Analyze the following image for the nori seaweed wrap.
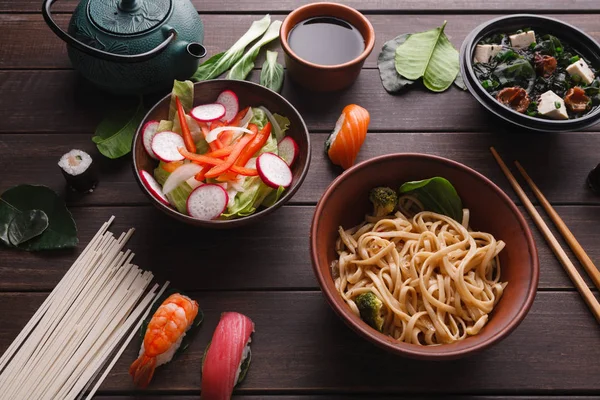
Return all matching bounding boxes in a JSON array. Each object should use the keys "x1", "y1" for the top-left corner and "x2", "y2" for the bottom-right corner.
[{"x1": 58, "y1": 149, "x2": 98, "y2": 192}]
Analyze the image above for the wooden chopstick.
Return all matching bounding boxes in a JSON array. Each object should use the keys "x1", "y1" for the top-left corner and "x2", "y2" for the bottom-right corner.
[
  {"x1": 490, "y1": 147, "x2": 600, "y2": 323},
  {"x1": 515, "y1": 161, "x2": 600, "y2": 290}
]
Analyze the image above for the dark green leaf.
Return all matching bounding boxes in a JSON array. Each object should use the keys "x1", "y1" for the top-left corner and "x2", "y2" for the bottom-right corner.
[
  {"x1": 494, "y1": 59, "x2": 536, "y2": 93},
  {"x1": 398, "y1": 177, "x2": 463, "y2": 222},
  {"x1": 0, "y1": 185, "x2": 77, "y2": 251},
  {"x1": 139, "y1": 289, "x2": 203, "y2": 360},
  {"x1": 377, "y1": 34, "x2": 415, "y2": 93},
  {"x1": 236, "y1": 348, "x2": 252, "y2": 385},
  {"x1": 259, "y1": 50, "x2": 284, "y2": 93},
  {"x1": 8, "y1": 210, "x2": 48, "y2": 246},
  {"x1": 92, "y1": 98, "x2": 145, "y2": 159}
]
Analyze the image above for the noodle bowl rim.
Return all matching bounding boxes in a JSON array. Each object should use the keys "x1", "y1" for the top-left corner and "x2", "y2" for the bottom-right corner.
[{"x1": 310, "y1": 153, "x2": 539, "y2": 360}]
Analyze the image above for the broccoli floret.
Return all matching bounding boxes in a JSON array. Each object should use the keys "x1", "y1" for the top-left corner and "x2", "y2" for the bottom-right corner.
[
  {"x1": 355, "y1": 292, "x2": 384, "y2": 332},
  {"x1": 369, "y1": 187, "x2": 398, "y2": 217}
]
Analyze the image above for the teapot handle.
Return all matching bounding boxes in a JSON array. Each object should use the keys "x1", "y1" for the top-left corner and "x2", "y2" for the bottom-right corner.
[{"x1": 42, "y1": 0, "x2": 177, "y2": 63}]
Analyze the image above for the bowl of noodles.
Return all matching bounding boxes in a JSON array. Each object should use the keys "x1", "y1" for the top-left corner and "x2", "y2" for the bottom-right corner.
[{"x1": 310, "y1": 153, "x2": 539, "y2": 359}]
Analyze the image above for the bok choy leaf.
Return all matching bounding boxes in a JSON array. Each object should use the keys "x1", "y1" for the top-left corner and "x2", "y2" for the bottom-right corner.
[
  {"x1": 227, "y1": 20, "x2": 283, "y2": 81},
  {"x1": 260, "y1": 50, "x2": 284, "y2": 92},
  {"x1": 193, "y1": 15, "x2": 272, "y2": 81}
]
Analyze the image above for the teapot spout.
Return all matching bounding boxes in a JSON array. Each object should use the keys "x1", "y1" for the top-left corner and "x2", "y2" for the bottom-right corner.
[{"x1": 186, "y1": 42, "x2": 207, "y2": 59}]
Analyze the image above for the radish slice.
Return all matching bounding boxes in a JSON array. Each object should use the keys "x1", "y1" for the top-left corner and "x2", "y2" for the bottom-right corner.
[
  {"x1": 139, "y1": 169, "x2": 170, "y2": 207},
  {"x1": 151, "y1": 131, "x2": 186, "y2": 162},
  {"x1": 187, "y1": 184, "x2": 228, "y2": 220},
  {"x1": 205, "y1": 126, "x2": 253, "y2": 143},
  {"x1": 217, "y1": 90, "x2": 239, "y2": 123},
  {"x1": 190, "y1": 103, "x2": 226, "y2": 122},
  {"x1": 257, "y1": 152, "x2": 293, "y2": 189},
  {"x1": 163, "y1": 163, "x2": 202, "y2": 194},
  {"x1": 277, "y1": 137, "x2": 299, "y2": 166},
  {"x1": 142, "y1": 120, "x2": 160, "y2": 159}
]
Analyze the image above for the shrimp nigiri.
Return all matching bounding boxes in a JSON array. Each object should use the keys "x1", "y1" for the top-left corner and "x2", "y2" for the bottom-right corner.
[
  {"x1": 129, "y1": 293, "x2": 199, "y2": 388},
  {"x1": 325, "y1": 104, "x2": 370, "y2": 170}
]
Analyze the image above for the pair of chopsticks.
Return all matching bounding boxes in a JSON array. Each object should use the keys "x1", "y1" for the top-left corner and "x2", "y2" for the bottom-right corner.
[{"x1": 490, "y1": 147, "x2": 600, "y2": 323}]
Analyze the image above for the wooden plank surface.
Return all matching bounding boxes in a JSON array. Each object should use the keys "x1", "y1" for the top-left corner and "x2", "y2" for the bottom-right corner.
[
  {"x1": 1, "y1": 132, "x2": 599, "y2": 207},
  {"x1": 3, "y1": 14, "x2": 600, "y2": 70},
  {"x1": 0, "y1": 204, "x2": 597, "y2": 291},
  {"x1": 4, "y1": 70, "x2": 600, "y2": 136},
  {"x1": 1, "y1": 291, "x2": 599, "y2": 394},
  {"x1": 2, "y1": 0, "x2": 599, "y2": 13}
]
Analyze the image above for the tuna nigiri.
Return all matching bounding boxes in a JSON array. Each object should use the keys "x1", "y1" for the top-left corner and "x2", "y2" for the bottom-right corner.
[
  {"x1": 201, "y1": 312, "x2": 255, "y2": 400},
  {"x1": 129, "y1": 293, "x2": 200, "y2": 388},
  {"x1": 325, "y1": 104, "x2": 370, "y2": 170}
]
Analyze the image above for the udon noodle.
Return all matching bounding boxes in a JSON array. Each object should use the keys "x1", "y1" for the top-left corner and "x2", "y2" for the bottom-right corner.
[{"x1": 332, "y1": 196, "x2": 507, "y2": 345}]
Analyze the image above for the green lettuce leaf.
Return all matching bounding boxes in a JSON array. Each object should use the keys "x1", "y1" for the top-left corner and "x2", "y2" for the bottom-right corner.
[
  {"x1": 154, "y1": 164, "x2": 171, "y2": 186},
  {"x1": 258, "y1": 133, "x2": 278, "y2": 156},
  {"x1": 157, "y1": 120, "x2": 173, "y2": 133},
  {"x1": 169, "y1": 80, "x2": 194, "y2": 121},
  {"x1": 193, "y1": 15, "x2": 271, "y2": 81},
  {"x1": 92, "y1": 97, "x2": 145, "y2": 159},
  {"x1": 262, "y1": 185, "x2": 285, "y2": 207},
  {"x1": 249, "y1": 107, "x2": 268, "y2": 129},
  {"x1": 166, "y1": 182, "x2": 193, "y2": 214},
  {"x1": 273, "y1": 114, "x2": 290, "y2": 135},
  {"x1": 223, "y1": 177, "x2": 272, "y2": 217},
  {"x1": 394, "y1": 21, "x2": 460, "y2": 92},
  {"x1": 398, "y1": 177, "x2": 463, "y2": 222},
  {"x1": 260, "y1": 50, "x2": 284, "y2": 92},
  {"x1": 0, "y1": 185, "x2": 77, "y2": 251},
  {"x1": 227, "y1": 20, "x2": 283, "y2": 81}
]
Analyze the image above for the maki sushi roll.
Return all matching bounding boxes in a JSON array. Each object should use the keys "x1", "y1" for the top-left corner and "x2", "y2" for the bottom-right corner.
[{"x1": 58, "y1": 149, "x2": 98, "y2": 193}]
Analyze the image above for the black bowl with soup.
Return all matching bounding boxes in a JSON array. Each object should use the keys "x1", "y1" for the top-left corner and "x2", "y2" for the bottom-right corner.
[{"x1": 460, "y1": 14, "x2": 600, "y2": 132}]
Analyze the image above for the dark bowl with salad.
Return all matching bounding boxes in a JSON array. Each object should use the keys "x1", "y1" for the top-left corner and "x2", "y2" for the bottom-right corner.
[
  {"x1": 133, "y1": 79, "x2": 310, "y2": 228},
  {"x1": 460, "y1": 14, "x2": 600, "y2": 132}
]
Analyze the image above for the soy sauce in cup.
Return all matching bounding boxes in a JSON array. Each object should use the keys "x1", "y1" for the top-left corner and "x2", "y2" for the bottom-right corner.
[{"x1": 287, "y1": 16, "x2": 365, "y2": 66}]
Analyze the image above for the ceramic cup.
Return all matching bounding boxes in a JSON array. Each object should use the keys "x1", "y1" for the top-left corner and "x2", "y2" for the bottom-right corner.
[{"x1": 280, "y1": 2, "x2": 375, "y2": 92}]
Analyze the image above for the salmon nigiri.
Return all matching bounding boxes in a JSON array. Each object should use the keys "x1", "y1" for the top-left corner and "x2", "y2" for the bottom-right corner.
[
  {"x1": 201, "y1": 312, "x2": 254, "y2": 400},
  {"x1": 129, "y1": 293, "x2": 200, "y2": 388},
  {"x1": 325, "y1": 104, "x2": 370, "y2": 170}
]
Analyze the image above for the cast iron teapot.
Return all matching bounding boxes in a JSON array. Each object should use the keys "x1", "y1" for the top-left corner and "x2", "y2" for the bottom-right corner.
[{"x1": 43, "y1": 0, "x2": 207, "y2": 94}]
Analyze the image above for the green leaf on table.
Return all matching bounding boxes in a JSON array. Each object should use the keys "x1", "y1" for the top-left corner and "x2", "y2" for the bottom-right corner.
[
  {"x1": 8, "y1": 210, "x2": 49, "y2": 246},
  {"x1": 377, "y1": 33, "x2": 415, "y2": 93},
  {"x1": 0, "y1": 185, "x2": 77, "y2": 251},
  {"x1": 394, "y1": 21, "x2": 460, "y2": 92},
  {"x1": 454, "y1": 72, "x2": 467, "y2": 90},
  {"x1": 92, "y1": 98, "x2": 145, "y2": 159},
  {"x1": 168, "y1": 80, "x2": 195, "y2": 121},
  {"x1": 398, "y1": 177, "x2": 463, "y2": 222},
  {"x1": 227, "y1": 20, "x2": 283, "y2": 81},
  {"x1": 260, "y1": 50, "x2": 284, "y2": 93},
  {"x1": 192, "y1": 15, "x2": 272, "y2": 81}
]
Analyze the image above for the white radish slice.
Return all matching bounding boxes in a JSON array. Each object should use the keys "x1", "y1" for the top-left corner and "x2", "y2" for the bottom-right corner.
[
  {"x1": 187, "y1": 184, "x2": 229, "y2": 220},
  {"x1": 139, "y1": 169, "x2": 170, "y2": 206},
  {"x1": 205, "y1": 126, "x2": 253, "y2": 143},
  {"x1": 257, "y1": 152, "x2": 293, "y2": 189},
  {"x1": 151, "y1": 131, "x2": 186, "y2": 162},
  {"x1": 142, "y1": 120, "x2": 160, "y2": 160},
  {"x1": 190, "y1": 103, "x2": 226, "y2": 122},
  {"x1": 216, "y1": 90, "x2": 239, "y2": 123},
  {"x1": 162, "y1": 163, "x2": 202, "y2": 194},
  {"x1": 277, "y1": 136, "x2": 299, "y2": 166}
]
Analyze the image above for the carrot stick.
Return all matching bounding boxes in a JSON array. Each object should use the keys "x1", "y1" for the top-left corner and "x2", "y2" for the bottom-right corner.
[
  {"x1": 178, "y1": 147, "x2": 226, "y2": 165},
  {"x1": 175, "y1": 97, "x2": 196, "y2": 153},
  {"x1": 203, "y1": 145, "x2": 235, "y2": 158},
  {"x1": 222, "y1": 122, "x2": 270, "y2": 180},
  {"x1": 204, "y1": 134, "x2": 255, "y2": 179},
  {"x1": 161, "y1": 161, "x2": 184, "y2": 173},
  {"x1": 194, "y1": 164, "x2": 212, "y2": 181}
]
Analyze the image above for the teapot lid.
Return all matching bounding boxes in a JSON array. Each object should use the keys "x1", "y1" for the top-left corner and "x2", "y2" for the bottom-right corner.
[{"x1": 88, "y1": 0, "x2": 172, "y2": 35}]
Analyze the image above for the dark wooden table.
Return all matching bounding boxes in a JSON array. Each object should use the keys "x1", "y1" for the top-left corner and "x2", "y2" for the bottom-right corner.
[{"x1": 2, "y1": 1, "x2": 600, "y2": 399}]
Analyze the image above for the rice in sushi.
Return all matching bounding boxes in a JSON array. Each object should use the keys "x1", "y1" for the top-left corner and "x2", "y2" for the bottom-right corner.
[{"x1": 58, "y1": 149, "x2": 98, "y2": 192}]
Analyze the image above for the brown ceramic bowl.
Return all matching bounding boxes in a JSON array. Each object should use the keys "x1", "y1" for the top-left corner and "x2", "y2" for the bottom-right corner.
[
  {"x1": 280, "y1": 2, "x2": 375, "y2": 92},
  {"x1": 310, "y1": 153, "x2": 539, "y2": 359},
  {"x1": 133, "y1": 80, "x2": 310, "y2": 228}
]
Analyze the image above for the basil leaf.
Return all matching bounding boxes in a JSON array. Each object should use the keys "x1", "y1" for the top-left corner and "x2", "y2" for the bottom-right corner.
[
  {"x1": 260, "y1": 50, "x2": 284, "y2": 93},
  {"x1": 193, "y1": 15, "x2": 272, "y2": 81},
  {"x1": 8, "y1": 210, "x2": 49, "y2": 246},
  {"x1": 398, "y1": 177, "x2": 463, "y2": 222},
  {"x1": 227, "y1": 20, "x2": 282, "y2": 81},
  {"x1": 395, "y1": 21, "x2": 460, "y2": 92},
  {"x1": 0, "y1": 185, "x2": 77, "y2": 251},
  {"x1": 377, "y1": 33, "x2": 415, "y2": 93},
  {"x1": 92, "y1": 98, "x2": 145, "y2": 159}
]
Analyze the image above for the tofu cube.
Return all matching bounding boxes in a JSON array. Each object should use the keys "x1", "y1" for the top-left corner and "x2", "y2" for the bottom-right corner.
[
  {"x1": 566, "y1": 58, "x2": 595, "y2": 85},
  {"x1": 509, "y1": 31, "x2": 536, "y2": 49},
  {"x1": 473, "y1": 44, "x2": 503, "y2": 63},
  {"x1": 537, "y1": 90, "x2": 569, "y2": 120}
]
